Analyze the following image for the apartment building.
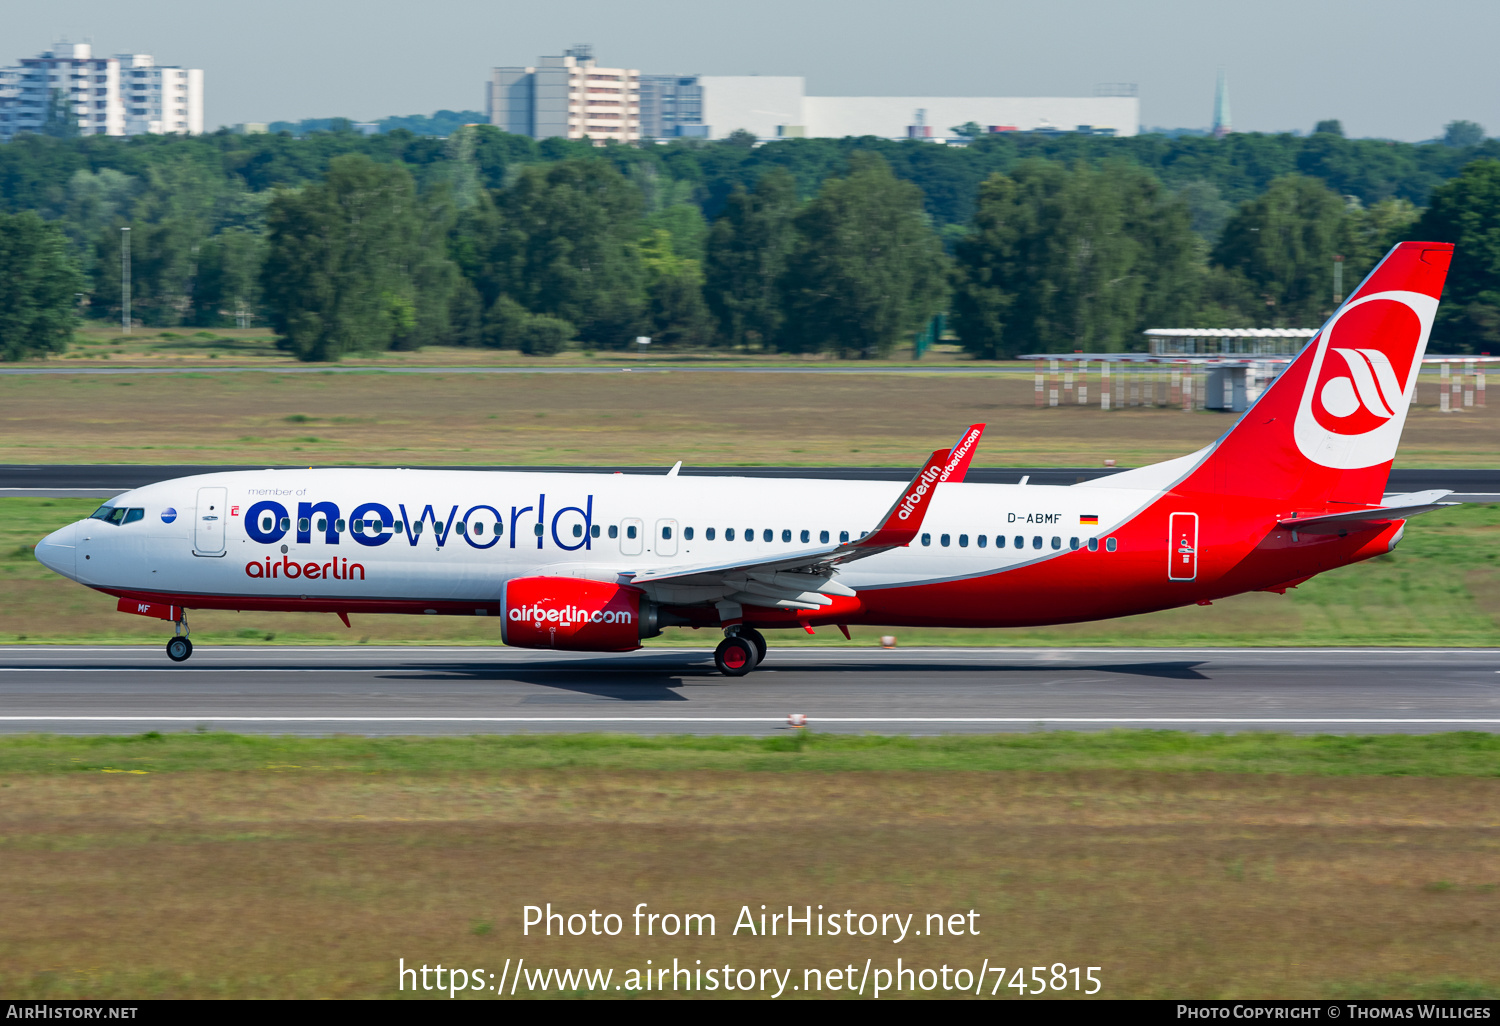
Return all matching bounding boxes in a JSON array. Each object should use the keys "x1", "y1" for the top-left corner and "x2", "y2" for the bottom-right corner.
[
  {"x1": 487, "y1": 45, "x2": 640, "y2": 143},
  {"x1": 638, "y1": 75, "x2": 706, "y2": 139},
  {"x1": 0, "y1": 40, "x2": 201, "y2": 142}
]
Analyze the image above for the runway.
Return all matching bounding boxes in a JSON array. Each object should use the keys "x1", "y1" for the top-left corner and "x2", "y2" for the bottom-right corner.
[{"x1": 1, "y1": 646, "x2": 1496, "y2": 735}]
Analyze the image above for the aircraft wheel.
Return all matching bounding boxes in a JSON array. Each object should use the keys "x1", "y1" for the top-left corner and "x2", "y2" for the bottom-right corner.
[
  {"x1": 166, "y1": 637, "x2": 193, "y2": 663},
  {"x1": 738, "y1": 627, "x2": 768, "y2": 665},
  {"x1": 714, "y1": 636, "x2": 758, "y2": 677}
]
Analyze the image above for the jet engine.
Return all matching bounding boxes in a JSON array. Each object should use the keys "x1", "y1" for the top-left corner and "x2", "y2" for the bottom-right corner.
[{"x1": 501, "y1": 576, "x2": 661, "y2": 651}]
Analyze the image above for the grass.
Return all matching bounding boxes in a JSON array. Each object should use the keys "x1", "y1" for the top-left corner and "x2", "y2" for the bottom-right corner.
[
  {"x1": 1, "y1": 364, "x2": 1496, "y2": 467},
  {"x1": 0, "y1": 731, "x2": 1496, "y2": 999},
  {"x1": 5, "y1": 497, "x2": 1500, "y2": 646},
  {"x1": 3, "y1": 728, "x2": 1500, "y2": 776}
]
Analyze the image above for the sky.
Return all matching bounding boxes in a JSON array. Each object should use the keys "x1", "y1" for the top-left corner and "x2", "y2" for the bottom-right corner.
[{"x1": 13, "y1": 0, "x2": 1500, "y2": 141}]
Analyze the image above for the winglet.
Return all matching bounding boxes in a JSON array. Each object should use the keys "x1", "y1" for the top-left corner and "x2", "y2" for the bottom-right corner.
[
  {"x1": 858, "y1": 448, "x2": 951, "y2": 548},
  {"x1": 941, "y1": 423, "x2": 985, "y2": 483}
]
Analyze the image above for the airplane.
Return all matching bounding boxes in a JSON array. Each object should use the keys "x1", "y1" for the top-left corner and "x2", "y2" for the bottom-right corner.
[{"x1": 34, "y1": 241, "x2": 1458, "y2": 676}]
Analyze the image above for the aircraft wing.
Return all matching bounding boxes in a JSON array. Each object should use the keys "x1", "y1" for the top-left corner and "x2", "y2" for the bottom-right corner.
[
  {"x1": 1277, "y1": 490, "x2": 1458, "y2": 534},
  {"x1": 623, "y1": 437, "x2": 977, "y2": 612}
]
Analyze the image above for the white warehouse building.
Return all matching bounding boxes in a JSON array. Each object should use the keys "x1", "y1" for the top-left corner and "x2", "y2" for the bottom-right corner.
[
  {"x1": 698, "y1": 77, "x2": 1139, "y2": 141},
  {"x1": 0, "y1": 40, "x2": 202, "y2": 142}
]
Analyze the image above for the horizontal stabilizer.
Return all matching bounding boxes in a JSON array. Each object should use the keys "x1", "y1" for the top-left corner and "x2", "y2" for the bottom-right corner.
[{"x1": 1278, "y1": 491, "x2": 1457, "y2": 534}]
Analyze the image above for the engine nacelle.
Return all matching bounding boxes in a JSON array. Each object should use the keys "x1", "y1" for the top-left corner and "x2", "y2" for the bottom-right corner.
[{"x1": 501, "y1": 576, "x2": 658, "y2": 651}]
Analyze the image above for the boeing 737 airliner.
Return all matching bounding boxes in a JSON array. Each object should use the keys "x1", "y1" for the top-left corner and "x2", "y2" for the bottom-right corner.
[{"x1": 35, "y1": 242, "x2": 1458, "y2": 675}]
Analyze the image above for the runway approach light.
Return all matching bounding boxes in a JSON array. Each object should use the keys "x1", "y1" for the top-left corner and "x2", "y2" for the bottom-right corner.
[
  {"x1": 880, "y1": 635, "x2": 897, "y2": 648},
  {"x1": 788, "y1": 713, "x2": 807, "y2": 728}
]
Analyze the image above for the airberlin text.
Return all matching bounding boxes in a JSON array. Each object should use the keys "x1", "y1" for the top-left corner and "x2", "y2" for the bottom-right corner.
[{"x1": 896, "y1": 466, "x2": 943, "y2": 521}]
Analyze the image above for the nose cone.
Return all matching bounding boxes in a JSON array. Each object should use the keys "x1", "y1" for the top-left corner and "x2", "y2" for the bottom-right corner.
[{"x1": 34, "y1": 522, "x2": 77, "y2": 580}]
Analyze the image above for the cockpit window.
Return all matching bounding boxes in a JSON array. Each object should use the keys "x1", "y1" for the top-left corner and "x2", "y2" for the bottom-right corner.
[{"x1": 88, "y1": 505, "x2": 143, "y2": 525}]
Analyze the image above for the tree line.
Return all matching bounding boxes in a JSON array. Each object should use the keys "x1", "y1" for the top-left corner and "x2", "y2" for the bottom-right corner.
[{"x1": 4, "y1": 124, "x2": 1500, "y2": 360}]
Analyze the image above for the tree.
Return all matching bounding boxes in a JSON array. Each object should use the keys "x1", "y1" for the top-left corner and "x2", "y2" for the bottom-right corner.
[
  {"x1": 703, "y1": 168, "x2": 799, "y2": 348},
  {"x1": 1443, "y1": 121, "x2": 1486, "y2": 148},
  {"x1": 484, "y1": 160, "x2": 648, "y2": 347},
  {"x1": 1414, "y1": 159, "x2": 1500, "y2": 352},
  {"x1": 779, "y1": 153, "x2": 949, "y2": 358},
  {"x1": 0, "y1": 212, "x2": 84, "y2": 360},
  {"x1": 1313, "y1": 120, "x2": 1344, "y2": 137},
  {"x1": 41, "y1": 89, "x2": 80, "y2": 139},
  {"x1": 950, "y1": 161, "x2": 1203, "y2": 357},
  {"x1": 640, "y1": 228, "x2": 711, "y2": 346},
  {"x1": 192, "y1": 227, "x2": 265, "y2": 327},
  {"x1": 261, "y1": 154, "x2": 455, "y2": 360},
  {"x1": 1212, "y1": 175, "x2": 1347, "y2": 327}
]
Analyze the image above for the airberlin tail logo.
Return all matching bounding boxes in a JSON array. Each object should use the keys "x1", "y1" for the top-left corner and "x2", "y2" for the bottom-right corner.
[{"x1": 1294, "y1": 290, "x2": 1438, "y2": 469}]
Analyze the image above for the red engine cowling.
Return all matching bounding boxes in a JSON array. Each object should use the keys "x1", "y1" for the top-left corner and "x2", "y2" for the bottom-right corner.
[{"x1": 501, "y1": 576, "x2": 655, "y2": 651}]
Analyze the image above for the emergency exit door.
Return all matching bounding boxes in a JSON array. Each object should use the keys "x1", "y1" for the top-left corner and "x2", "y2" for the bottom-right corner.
[
  {"x1": 1168, "y1": 512, "x2": 1198, "y2": 581},
  {"x1": 194, "y1": 486, "x2": 227, "y2": 556}
]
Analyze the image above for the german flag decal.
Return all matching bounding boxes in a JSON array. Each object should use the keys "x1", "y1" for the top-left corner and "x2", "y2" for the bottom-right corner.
[{"x1": 1079, "y1": 514, "x2": 1099, "y2": 525}]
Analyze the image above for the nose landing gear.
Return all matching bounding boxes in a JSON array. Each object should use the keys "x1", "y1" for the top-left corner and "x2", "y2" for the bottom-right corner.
[
  {"x1": 165, "y1": 617, "x2": 193, "y2": 662},
  {"x1": 713, "y1": 626, "x2": 767, "y2": 677}
]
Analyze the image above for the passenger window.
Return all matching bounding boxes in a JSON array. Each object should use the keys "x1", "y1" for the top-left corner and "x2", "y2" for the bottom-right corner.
[
  {"x1": 279, "y1": 517, "x2": 291, "y2": 531},
  {"x1": 781, "y1": 529, "x2": 791, "y2": 543},
  {"x1": 820, "y1": 530, "x2": 829, "y2": 543},
  {"x1": 1088, "y1": 537, "x2": 1099, "y2": 552},
  {"x1": 763, "y1": 529, "x2": 773, "y2": 543},
  {"x1": 1069, "y1": 537, "x2": 1079, "y2": 550},
  {"x1": 1014, "y1": 536, "x2": 1024, "y2": 549},
  {"x1": 685, "y1": 527, "x2": 694, "y2": 541},
  {"x1": 532, "y1": 523, "x2": 542, "y2": 537},
  {"x1": 413, "y1": 521, "x2": 423, "y2": 535},
  {"x1": 996, "y1": 535, "x2": 1005, "y2": 548},
  {"x1": 800, "y1": 529, "x2": 810, "y2": 543},
  {"x1": 725, "y1": 528, "x2": 735, "y2": 541},
  {"x1": 662, "y1": 525, "x2": 672, "y2": 540},
  {"x1": 1106, "y1": 537, "x2": 1118, "y2": 552},
  {"x1": 746, "y1": 529, "x2": 755, "y2": 543},
  {"x1": 352, "y1": 519, "x2": 364, "y2": 532},
  {"x1": 496, "y1": 522, "x2": 504, "y2": 536},
  {"x1": 958, "y1": 534, "x2": 968, "y2": 547},
  {"x1": 316, "y1": 518, "x2": 328, "y2": 532},
  {"x1": 456, "y1": 521, "x2": 467, "y2": 535},
  {"x1": 591, "y1": 525, "x2": 600, "y2": 538},
  {"x1": 336, "y1": 519, "x2": 346, "y2": 533},
  {"x1": 472, "y1": 522, "x2": 484, "y2": 535},
  {"x1": 1032, "y1": 536, "x2": 1042, "y2": 550},
  {"x1": 940, "y1": 534, "x2": 950, "y2": 547},
  {"x1": 298, "y1": 517, "x2": 310, "y2": 533},
  {"x1": 706, "y1": 527, "x2": 716, "y2": 541},
  {"x1": 977, "y1": 535, "x2": 987, "y2": 548},
  {"x1": 573, "y1": 524, "x2": 583, "y2": 537},
  {"x1": 123, "y1": 508, "x2": 144, "y2": 524},
  {"x1": 921, "y1": 533, "x2": 931, "y2": 546},
  {"x1": 626, "y1": 525, "x2": 637, "y2": 540},
  {"x1": 839, "y1": 531, "x2": 850, "y2": 543},
  {"x1": 394, "y1": 521, "x2": 404, "y2": 532},
  {"x1": 1051, "y1": 536, "x2": 1061, "y2": 550},
  {"x1": 609, "y1": 525, "x2": 619, "y2": 539},
  {"x1": 433, "y1": 522, "x2": 444, "y2": 533}
]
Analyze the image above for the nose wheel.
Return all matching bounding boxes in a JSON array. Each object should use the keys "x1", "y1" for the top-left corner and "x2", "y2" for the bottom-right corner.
[{"x1": 166, "y1": 616, "x2": 193, "y2": 662}]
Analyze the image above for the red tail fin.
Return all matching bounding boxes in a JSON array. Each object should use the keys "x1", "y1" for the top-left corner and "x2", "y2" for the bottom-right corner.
[{"x1": 1205, "y1": 242, "x2": 1451, "y2": 506}]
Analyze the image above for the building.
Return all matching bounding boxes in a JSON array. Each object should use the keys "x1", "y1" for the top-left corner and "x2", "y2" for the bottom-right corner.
[
  {"x1": 691, "y1": 76, "x2": 1138, "y2": 141},
  {"x1": 118, "y1": 53, "x2": 203, "y2": 136},
  {"x1": 1211, "y1": 69, "x2": 1231, "y2": 139},
  {"x1": 638, "y1": 75, "x2": 706, "y2": 139},
  {"x1": 487, "y1": 45, "x2": 640, "y2": 143},
  {"x1": 0, "y1": 40, "x2": 201, "y2": 142}
]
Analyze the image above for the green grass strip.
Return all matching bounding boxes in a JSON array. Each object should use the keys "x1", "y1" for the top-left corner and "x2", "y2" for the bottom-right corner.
[{"x1": 2, "y1": 729, "x2": 1497, "y2": 777}]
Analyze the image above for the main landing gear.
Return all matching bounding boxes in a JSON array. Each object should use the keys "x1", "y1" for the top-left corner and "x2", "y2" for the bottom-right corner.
[
  {"x1": 714, "y1": 626, "x2": 767, "y2": 677},
  {"x1": 165, "y1": 617, "x2": 193, "y2": 663}
]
